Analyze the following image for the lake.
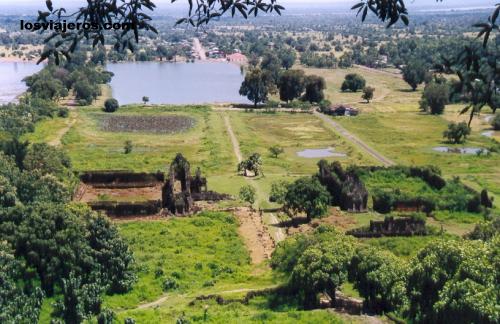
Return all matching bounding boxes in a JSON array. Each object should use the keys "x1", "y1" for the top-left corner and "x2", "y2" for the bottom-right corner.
[
  {"x1": 107, "y1": 61, "x2": 249, "y2": 105},
  {"x1": 0, "y1": 62, "x2": 43, "y2": 104}
]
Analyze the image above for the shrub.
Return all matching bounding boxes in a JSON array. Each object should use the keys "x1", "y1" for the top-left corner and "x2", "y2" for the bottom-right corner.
[
  {"x1": 372, "y1": 190, "x2": 393, "y2": 214},
  {"x1": 319, "y1": 99, "x2": 331, "y2": 112},
  {"x1": 420, "y1": 81, "x2": 449, "y2": 114},
  {"x1": 58, "y1": 107, "x2": 69, "y2": 118},
  {"x1": 239, "y1": 185, "x2": 256, "y2": 205},
  {"x1": 162, "y1": 277, "x2": 179, "y2": 291},
  {"x1": 104, "y1": 98, "x2": 119, "y2": 113},
  {"x1": 269, "y1": 145, "x2": 284, "y2": 158},
  {"x1": 443, "y1": 122, "x2": 470, "y2": 144},
  {"x1": 492, "y1": 113, "x2": 500, "y2": 130},
  {"x1": 124, "y1": 140, "x2": 133, "y2": 154}
]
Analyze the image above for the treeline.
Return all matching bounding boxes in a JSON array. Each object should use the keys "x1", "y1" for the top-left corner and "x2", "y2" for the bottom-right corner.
[
  {"x1": 0, "y1": 142, "x2": 136, "y2": 322},
  {"x1": 0, "y1": 46, "x2": 136, "y2": 323},
  {"x1": 23, "y1": 50, "x2": 113, "y2": 105},
  {"x1": 239, "y1": 49, "x2": 328, "y2": 108},
  {"x1": 271, "y1": 225, "x2": 499, "y2": 323}
]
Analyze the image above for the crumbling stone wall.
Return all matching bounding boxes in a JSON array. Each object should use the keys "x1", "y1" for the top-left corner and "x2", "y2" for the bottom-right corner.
[{"x1": 347, "y1": 216, "x2": 427, "y2": 238}]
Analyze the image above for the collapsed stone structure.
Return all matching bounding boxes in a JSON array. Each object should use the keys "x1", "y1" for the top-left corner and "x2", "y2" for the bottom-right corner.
[
  {"x1": 79, "y1": 153, "x2": 230, "y2": 217},
  {"x1": 347, "y1": 216, "x2": 427, "y2": 238},
  {"x1": 162, "y1": 153, "x2": 230, "y2": 215},
  {"x1": 317, "y1": 160, "x2": 368, "y2": 212}
]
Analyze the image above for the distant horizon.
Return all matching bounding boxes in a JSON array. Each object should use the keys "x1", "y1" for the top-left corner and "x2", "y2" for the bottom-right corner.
[{"x1": 0, "y1": 0, "x2": 496, "y2": 16}]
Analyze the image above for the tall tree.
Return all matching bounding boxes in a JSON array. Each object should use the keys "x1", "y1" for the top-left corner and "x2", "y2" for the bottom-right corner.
[
  {"x1": 284, "y1": 177, "x2": 331, "y2": 222},
  {"x1": 279, "y1": 48, "x2": 297, "y2": 70},
  {"x1": 303, "y1": 75, "x2": 326, "y2": 103},
  {"x1": 402, "y1": 59, "x2": 428, "y2": 91},
  {"x1": 278, "y1": 69, "x2": 305, "y2": 103},
  {"x1": 239, "y1": 68, "x2": 275, "y2": 108}
]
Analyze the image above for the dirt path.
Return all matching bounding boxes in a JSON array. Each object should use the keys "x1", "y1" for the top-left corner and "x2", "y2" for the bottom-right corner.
[
  {"x1": 223, "y1": 113, "x2": 286, "y2": 243},
  {"x1": 223, "y1": 115, "x2": 243, "y2": 162},
  {"x1": 137, "y1": 295, "x2": 169, "y2": 309},
  {"x1": 268, "y1": 213, "x2": 286, "y2": 242},
  {"x1": 234, "y1": 207, "x2": 275, "y2": 264},
  {"x1": 193, "y1": 37, "x2": 206, "y2": 61},
  {"x1": 48, "y1": 115, "x2": 76, "y2": 146},
  {"x1": 314, "y1": 111, "x2": 395, "y2": 167}
]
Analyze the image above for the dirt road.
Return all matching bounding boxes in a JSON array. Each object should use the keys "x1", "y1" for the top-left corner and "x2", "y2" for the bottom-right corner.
[
  {"x1": 193, "y1": 37, "x2": 206, "y2": 60},
  {"x1": 223, "y1": 113, "x2": 287, "y2": 243},
  {"x1": 314, "y1": 111, "x2": 395, "y2": 167}
]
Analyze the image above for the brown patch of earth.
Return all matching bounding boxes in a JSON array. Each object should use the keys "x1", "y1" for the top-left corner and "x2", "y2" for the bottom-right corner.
[
  {"x1": 232, "y1": 207, "x2": 275, "y2": 264},
  {"x1": 77, "y1": 184, "x2": 162, "y2": 203}
]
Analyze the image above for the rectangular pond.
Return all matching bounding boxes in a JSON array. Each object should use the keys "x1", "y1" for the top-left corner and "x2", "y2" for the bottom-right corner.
[{"x1": 107, "y1": 61, "x2": 249, "y2": 105}]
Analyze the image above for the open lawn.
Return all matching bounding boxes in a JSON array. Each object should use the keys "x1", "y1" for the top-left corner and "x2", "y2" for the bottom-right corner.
[
  {"x1": 60, "y1": 106, "x2": 237, "y2": 176},
  {"x1": 104, "y1": 212, "x2": 348, "y2": 324}
]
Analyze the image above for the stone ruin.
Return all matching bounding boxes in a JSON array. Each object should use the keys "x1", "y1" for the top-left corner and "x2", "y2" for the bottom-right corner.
[
  {"x1": 79, "y1": 154, "x2": 230, "y2": 217},
  {"x1": 162, "y1": 153, "x2": 230, "y2": 215},
  {"x1": 347, "y1": 216, "x2": 428, "y2": 238},
  {"x1": 317, "y1": 160, "x2": 368, "y2": 212}
]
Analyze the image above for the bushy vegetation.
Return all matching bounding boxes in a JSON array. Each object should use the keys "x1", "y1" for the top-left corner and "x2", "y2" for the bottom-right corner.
[
  {"x1": 0, "y1": 145, "x2": 135, "y2": 322},
  {"x1": 23, "y1": 50, "x2": 113, "y2": 105},
  {"x1": 360, "y1": 167, "x2": 483, "y2": 215},
  {"x1": 272, "y1": 226, "x2": 499, "y2": 323}
]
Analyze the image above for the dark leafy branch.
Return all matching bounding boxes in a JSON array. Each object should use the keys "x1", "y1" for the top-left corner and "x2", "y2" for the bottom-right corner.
[{"x1": 37, "y1": 0, "x2": 158, "y2": 64}]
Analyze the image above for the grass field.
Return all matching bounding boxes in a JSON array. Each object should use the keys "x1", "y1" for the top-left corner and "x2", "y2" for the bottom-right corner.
[{"x1": 104, "y1": 211, "x2": 347, "y2": 323}]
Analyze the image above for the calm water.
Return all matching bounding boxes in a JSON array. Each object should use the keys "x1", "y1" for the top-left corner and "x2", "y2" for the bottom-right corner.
[
  {"x1": 433, "y1": 146, "x2": 489, "y2": 155},
  {"x1": 297, "y1": 148, "x2": 346, "y2": 158},
  {"x1": 0, "y1": 62, "x2": 43, "y2": 104},
  {"x1": 107, "y1": 62, "x2": 249, "y2": 105}
]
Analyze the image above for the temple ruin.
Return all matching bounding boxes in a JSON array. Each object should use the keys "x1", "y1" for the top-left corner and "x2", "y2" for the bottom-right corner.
[
  {"x1": 317, "y1": 160, "x2": 368, "y2": 212},
  {"x1": 77, "y1": 153, "x2": 230, "y2": 217}
]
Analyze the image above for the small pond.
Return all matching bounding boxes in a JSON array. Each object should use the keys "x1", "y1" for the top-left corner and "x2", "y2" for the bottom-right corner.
[
  {"x1": 296, "y1": 148, "x2": 346, "y2": 158},
  {"x1": 433, "y1": 146, "x2": 489, "y2": 155}
]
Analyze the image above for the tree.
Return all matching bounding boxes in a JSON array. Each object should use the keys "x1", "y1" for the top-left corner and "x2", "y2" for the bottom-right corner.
[
  {"x1": 238, "y1": 153, "x2": 263, "y2": 177},
  {"x1": 402, "y1": 60, "x2": 428, "y2": 91},
  {"x1": 268, "y1": 145, "x2": 284, "y2": 158},
  {"x1": 443, "y1": 122, "x2": 471, "y2": 144},
  {"x1": 303, "y1": 75, "x2": 326, "y2": 103},
  {"x1": 362, "y1": 86, "x2": 375, "y2": 103},
  {"x1": 239, "y1": 185, "x2": 256, "y2": 205},
  {"x1": 269, "y1": 180, "x2": 288, "y2": 204},
  {"x1": 284, "y1": 177, "x2": 331, "y2": 222},
  {"x1": 341, "y1": 73, "x2": 366, "y2": 92},
  {"x1": 260, "y1": 52, "x2": 282, "y2": 83},
  {"x1": 104, "y1": 98, "x2": 119, "y2": 113},
  {"x1": 142, "y1": 96, "x2": 149, "y2": 105},
  {"x1": 278, "y1": 69, "x2": 305, "y2": 103},
  {"x1": 73, "y1": 79, "x2": 95, "y2": 105},
  {"x1": 420, "y1": 82, "x2": 449, "y2": 114},
  {"x1": 239, "y1": 68, "x2": 275, "y2": 108},
  {"x1": 349, "y1": 247, "x2": 407, "y2": 313},
  {"x1": 279, "y1": 48, "x2": 297, "y2": 70},
  {"x1": 0, "y1": 241, "x2": 44, "y2": 324},
  {"x1": 406, "y1": 240, "x2": 475, "y2": 323},
  {"x1": 291, "y1": 235, "x2": 355, "y2": 308}
]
